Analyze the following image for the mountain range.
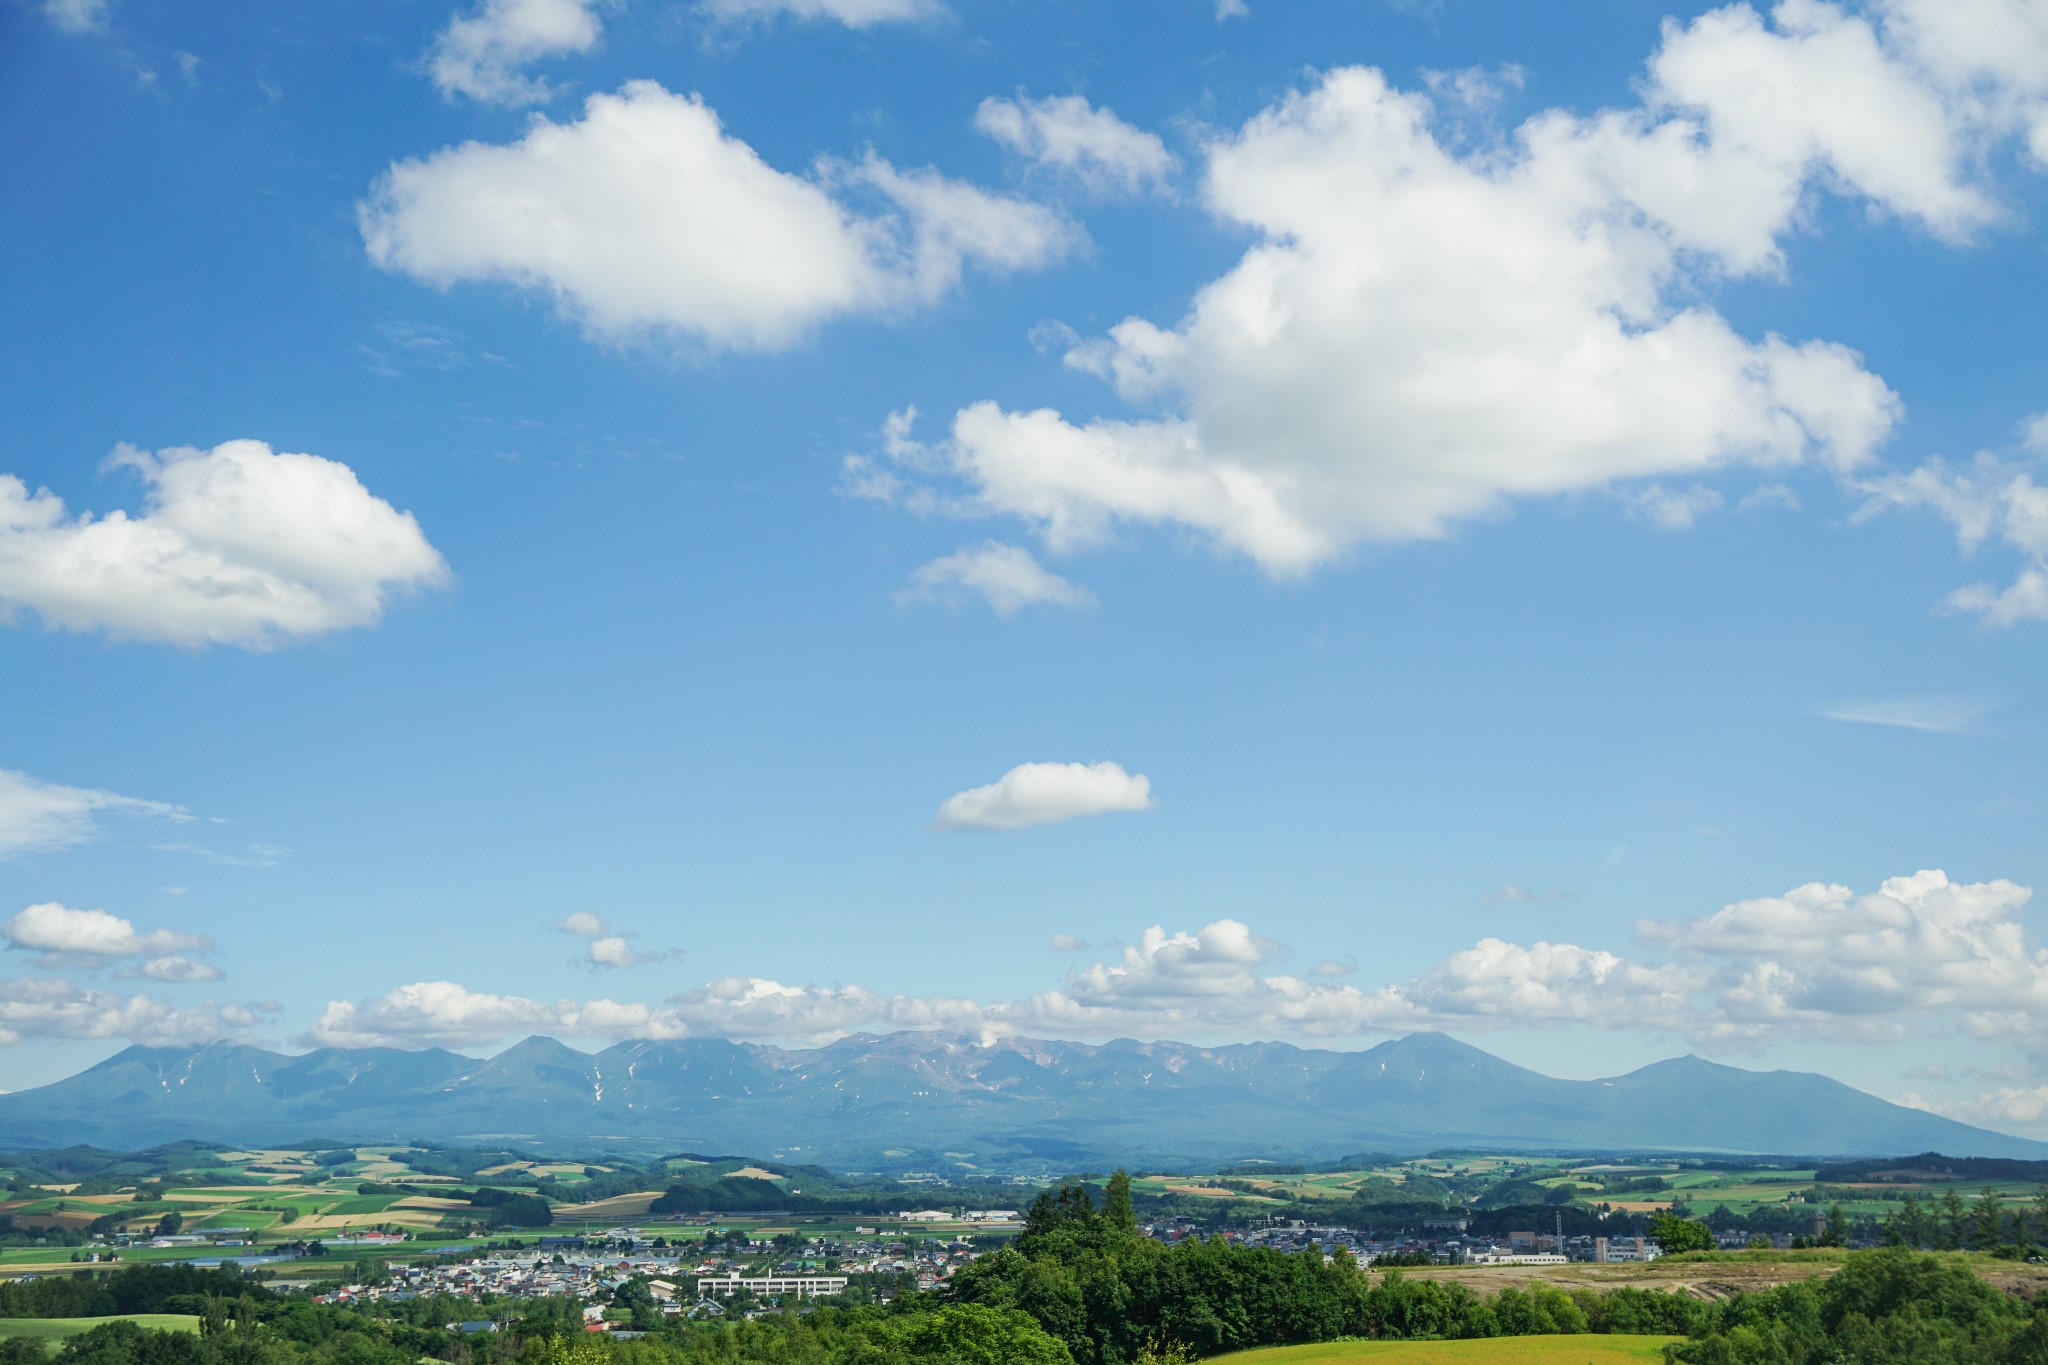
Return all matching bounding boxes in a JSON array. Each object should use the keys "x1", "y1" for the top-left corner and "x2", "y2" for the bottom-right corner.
[{"x1": 1, "y1": 1030, "x2": 2039, "y2": 1165}]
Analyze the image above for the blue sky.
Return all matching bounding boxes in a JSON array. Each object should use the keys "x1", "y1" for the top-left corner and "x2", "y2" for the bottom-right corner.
[{"x1": 5, "y1": 0, "x2": 2048, "y2": 1140}]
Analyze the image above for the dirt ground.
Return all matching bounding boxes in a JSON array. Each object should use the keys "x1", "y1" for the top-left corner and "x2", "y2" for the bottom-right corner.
[{"x1": 1387, "y1": 1257, "x2": 2048, "y2": 1303}]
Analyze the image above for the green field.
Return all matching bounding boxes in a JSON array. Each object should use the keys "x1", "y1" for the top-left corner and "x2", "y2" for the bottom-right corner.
[
  {"x1": 1212, "y1": 1335, "x2": 1679, "y2": 1364},
  {"x1": 0, "y1": 1316, "x2": 201, "y2": 1349}
]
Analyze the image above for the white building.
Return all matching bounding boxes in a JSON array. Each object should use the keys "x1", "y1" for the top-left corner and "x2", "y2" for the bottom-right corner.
[{"x1": 697, "y1": 1272, "x2": 849, "y2": 1299}]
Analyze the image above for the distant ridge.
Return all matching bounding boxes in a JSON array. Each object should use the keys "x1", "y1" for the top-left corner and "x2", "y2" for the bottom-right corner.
[{"x1": 0, "y1": 1030, "x2": 2038, "y2": 1164}]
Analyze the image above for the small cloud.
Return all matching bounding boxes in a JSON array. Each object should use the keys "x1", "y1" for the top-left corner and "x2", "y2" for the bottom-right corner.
[
  {"x1": 1904, "y1": 1062, "x2": 1953, "y2": 1082},
  {"x1": 1816, "y1": 695, "x2": 1996, "y2": 735},
  {"x1": 699, "y1": 0, "x2": 944, "y2": 31},
  {"x1": 161, "y1": 887, "x2": 190, "y2": 896},
  {"x1": 153, "y1": 842, "x2": 289, "y2": 867},
  {"x1": 935, "y1": 760, "x2": 1155, "y2": 831},
  {"x1": 427, "y1": 0, "x2": 603, "y2": 106},
  {"x1": 117, "y1": 955, "x2": 224, "y2": 983},
  {"x1": 175, "y1": 51, "x2": 199, "y2": 82},
  {"x1": 1738, "y1": 482, "x2": 1801, "y2": 512},
  {"x1": 1215, "y1": 0, "x2": 1247, "y2": 17},
  {"x1": 1049, "y1": 933, "x2": 1090, "y2": 951},
  {"x1": 2024, "y1": 411, "x2": 2048, "y2": 455},
  {"x1": 582, "y1": 935, "x2": 680, "y2": 970},
  {"x1": 558, "y1": 914, "x2": 678, "y2": 968},
  {"x1": 0, "y1": 767, "x2": 185, "y2": 861},
  {"x1": 1421, "y1": 64, "x2": 1523, "y2": 112},
  {"x1": 898, "y1": 542, "x2": 1097, "y2": 617},
  {"x1": 362, "y1": 321, "x2": 471, "y2": 379},
  {"x1": 1622, "y1": 483, "x2": 1723, "y2": 530},
  {"x1": 1480, "y1": 883, "x2": 1573, "y2": 906},
  {"x1": 43, "y1": 0, "x2": 107, "y2": 33},
  {"x1": 1308, "y1": 955, "x2": 1356, "y2": 978},
  {"x1": 3, "y1": 902, "x2": 213, "y2": 971},
  {"x1": 1602, "y1": 845, "x2": 1629, "y2": 867},
  {"x1": 975, "y1": 93, "x2": 1177, "y2": 197}
]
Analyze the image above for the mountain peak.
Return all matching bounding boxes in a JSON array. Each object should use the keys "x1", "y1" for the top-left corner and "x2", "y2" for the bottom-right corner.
[{"x1": 4, "y1": 1029, "x2": 2043, "y2": 1160}]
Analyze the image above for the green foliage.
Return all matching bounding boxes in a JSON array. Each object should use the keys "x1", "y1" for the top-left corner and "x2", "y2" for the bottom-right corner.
[
  {"x1": 953, "y1": 1187, "x2": 1705, "y2": 1365},
  {"x1": 465, "y1": 1189, "x2": 552, "y2": 1228},
  {"x1": 1650, "y1": 1213, "x2": 1714, "y2": 1255},
  {"x1": 1669, "y1": 1247, "x2": 2048, "y2": 1364},
  {"x1": 647, "y1": 1179, "x2": 802, "y2": 1216}
]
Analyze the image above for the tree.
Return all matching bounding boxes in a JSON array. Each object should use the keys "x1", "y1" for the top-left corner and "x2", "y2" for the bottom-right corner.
[
  {"x1": 154, "y1": 1212, "x2": 183, "y2": 1237},
  {"x1": 2033, "y1": 1185, "x2": 2048, "y2": 1245},
  {"x1": 1651, "y1": 1212, "x2": 1714, "y2": 1254},
  {"x1": 1937, "y1": 1189, "x2": 1968, "y2": 1250},
  {"x1": 1103, "y1": 1171, "x2": 1136, "y2": 1239},
  {"x1": 1823, "y1": 1204, "x2": 1846, "y2": 1248},
  {"x1": 1898, "y1": 1195, "x2": 1928, "y2": 1250},
  {"x1": 874, "y1": 1303, "x2": 1075, "y2": 1364},
  {"x1": 1971, "y1": 1186, "x2": 2005, "y2": 1251}
]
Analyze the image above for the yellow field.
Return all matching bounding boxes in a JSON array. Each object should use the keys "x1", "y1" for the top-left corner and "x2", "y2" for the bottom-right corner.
[
  {"x1": 554, "y1": 1192, "x2": 662, "y2": 1219},
  {"x1": 725, "y1": 1167, "x2": 781, "y2": 1181},
  {"x1": 295, "y1": 1210, "x2": 446, "y2": 1231},
  {"x1": 1212, "y1": 1334, "x2": 1679, "y2": 1363},
  {"x1": 1161, "y1": 1183, "x2": 1260, "y2": 1200}
]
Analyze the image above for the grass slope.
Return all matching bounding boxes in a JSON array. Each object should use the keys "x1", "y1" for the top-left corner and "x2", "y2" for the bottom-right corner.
[
  {"x1": 1211, "y1": 1336, "x2": 1679, "y2": 1364},
  {"x1": 0, "y1": 1316, "x2": 202, "y2": 1348}
]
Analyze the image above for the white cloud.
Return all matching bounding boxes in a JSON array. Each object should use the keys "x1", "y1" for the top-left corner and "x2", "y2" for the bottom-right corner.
[
  {"x1": 297, "y1": 869, "x2": 2048, "y2": 1055},
  {"x1": 1639, "y1": 869, "x2": 2048, "y2": 1042},
  {"x1": 1858, "y1": 449, "x2": 2048, "y2": 626},
  {"x1": 1738, "y1": 482, "x2": 1802, "y2": 511},
  {"x1": 860, "y1": 2, "x2": 2048, "y2": 576},
  {"x1": 1215, "y1": 0, "x2": 1247, "y2": 19},
  {"x1": 361, "y1": 82, "x2": 1075, "y2": 353},
  {"x1": 2, "y1": 902, "x2": 211, "y2": 970},
  {"x1": 1480, "y1": 883, "x2": 1572, "y2": 906},
  {"x1": 43, "y1": 0, "x2": 106, "y2": 32},
  {"x1": 302, "y1": 981, "x2": 561, "y2": 1049},
  {"x1": 555, "y1": 913, "x2": 675, "y2": 967},
  {"x1": 581, "y1": 934, "x2": 679, "y2": 969},
  {"x1": 898, "y1": 541, "x2": 1096, "y2": 616},
  {"x1": 586, "y1": 936, "x2": 650, "y2": 968},
  {"x1": 429, "y1": 0, "x2": 602, "y2": 105},
  {"x1": 1623, "y1": 484, "x2": 1725, "y2": 531},
  {"x1": 153, "y1": 842, "x2": 289, "y2": 868},
  {"x1": 1816, "y1": 694, "x2": 1997, "y2": 733},
  {"x1": 975, "y1": 93, "x2": 1177, "y2": 195},
  {"x1": 1945, "y1": 1085, "x2": 2048, "y2": 1134},
  {"x1": 0, "y1": 977, "x2": 269, "y2": 1048},
  {"x1": 1049, "y1": 933, "x2": 1089, "y2": 951},
  {"x1": 301, "y1": 976, "x2": 983, "y2": 1048},
  {"x1": 1421, "y1": 64, "x2": 1526, "y2": 113},
  {"x1": 118, "y1": 956, "x2": 224, "y2": 984},
  {"x1": 0, "y1": 440, "x2": 450, "y2": 648},
  {"x1": 0, "y1": 768, "x2": 182, "y2": 860},
  {"x1": 934, "y1": 760, "x2": 1155, "y2": 831},
  {"x1": 699, "y1": 0, "x2": 940, "y2": 27}
]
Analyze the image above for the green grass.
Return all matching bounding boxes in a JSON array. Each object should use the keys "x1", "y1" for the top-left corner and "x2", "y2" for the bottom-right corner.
[
  {"x1": 1211, "y1": 1336, "x2": 1679, "y2": 1363},
  {"x1": 0, "y1": 1316, "x2": 201, "y2": 1349}
]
